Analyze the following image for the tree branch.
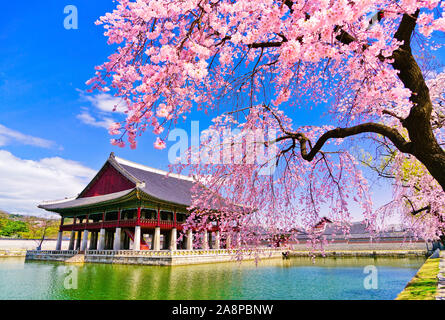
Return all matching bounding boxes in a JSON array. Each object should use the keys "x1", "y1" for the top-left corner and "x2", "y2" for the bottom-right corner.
[{"x1": 275, "y1": 123, "x2": 413, "y2": 161}]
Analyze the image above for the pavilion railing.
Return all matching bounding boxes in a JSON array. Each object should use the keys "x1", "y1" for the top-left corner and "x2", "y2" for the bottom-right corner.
[{"x1": 26, "y1": 250, "x2": 79, "y2": 255}]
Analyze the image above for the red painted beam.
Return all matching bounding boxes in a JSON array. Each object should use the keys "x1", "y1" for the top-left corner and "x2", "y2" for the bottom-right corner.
[{"x1": 59, "y1": 220, "x2": 185, "y2": 232}]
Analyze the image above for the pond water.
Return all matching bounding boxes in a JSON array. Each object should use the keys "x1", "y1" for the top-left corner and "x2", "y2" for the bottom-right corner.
[{"x1": 0, "y1": 256, "x2": 424, "y2": 300}]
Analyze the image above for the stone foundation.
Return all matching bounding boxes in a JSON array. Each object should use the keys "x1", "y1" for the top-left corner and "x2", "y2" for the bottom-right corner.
[
  {"x1": 25, "y1": 249, "x2": 283, "y2": 266},
  {"x1": 289, "y1": 250, "x2": 427, "y2": 257},
  {"x1": 289, "y1": 241, "x2": 427, "y2": 251},
  {"x1": 25, "y1": 250, "x2": 79, "y2": 262},
  {"x1": 24, "y1": 248, "x2": 428, "y2": 266}
]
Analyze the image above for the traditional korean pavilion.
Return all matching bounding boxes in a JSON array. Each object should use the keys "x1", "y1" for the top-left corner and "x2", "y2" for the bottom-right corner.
[{"x1": 39, "y1": 153, "x2": 224, "y2": 252}]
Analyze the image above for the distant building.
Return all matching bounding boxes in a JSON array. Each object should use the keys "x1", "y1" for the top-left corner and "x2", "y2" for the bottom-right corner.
[{"x1": 291, "y1": 220, "x2": 428, "y2": 251}]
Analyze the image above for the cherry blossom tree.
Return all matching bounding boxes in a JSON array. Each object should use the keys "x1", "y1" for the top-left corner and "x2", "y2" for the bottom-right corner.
[{"x1": 88, "y1": 0, "x2": 445, "y2": 246}]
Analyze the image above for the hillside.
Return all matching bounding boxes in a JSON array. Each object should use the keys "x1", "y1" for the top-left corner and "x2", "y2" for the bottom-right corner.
[{"x1": 0, "y1": 210, "x2": 60, "y2": 239}]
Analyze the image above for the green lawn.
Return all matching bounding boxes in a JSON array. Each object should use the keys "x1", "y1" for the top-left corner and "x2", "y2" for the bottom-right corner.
[{"x1": 396, "y1": 258, "x2": 440, "y2": 300}]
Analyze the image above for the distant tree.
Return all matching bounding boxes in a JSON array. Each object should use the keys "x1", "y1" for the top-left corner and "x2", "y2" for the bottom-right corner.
[
  {"x1": 21, "y1": 219, "x2": 59, "y2": 249},
  {"x1": 0, "y1": 220, "x2": 28, "y2": 238}
]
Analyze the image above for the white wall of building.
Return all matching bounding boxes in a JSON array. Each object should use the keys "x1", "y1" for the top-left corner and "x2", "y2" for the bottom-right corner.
[{"x1": 0, "y1": 239, "x2": 70, "y2": 250}]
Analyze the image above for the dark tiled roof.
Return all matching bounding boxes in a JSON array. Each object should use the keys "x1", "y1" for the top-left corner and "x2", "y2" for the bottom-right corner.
[
  {"x1": 118, "y1": 162, "x2": 195, "y2": 206},
  {"x1": 323, "y1": 221, "x2": 369, "y2": 235},
  {"x1": 294, "y1": 221, "x2": 420, "y2": 240}
]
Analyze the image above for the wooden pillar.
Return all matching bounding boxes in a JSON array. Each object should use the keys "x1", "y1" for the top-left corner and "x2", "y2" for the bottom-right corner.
[
  {"x1": 153, "y1": 226, "x2": 161, "y2": 251},
  {"x1": 68, "y1": 230, "x2": 75, "y2": 250},
  {"x1": 98, "y1": 228, "x2": 105, "y2": 250},
  {"x1": 75, "y1": 230, "x2": 82, "y2": 250},
  {"x1": 202, "y1": 231, "x2": 209, "y2": 249},
  {"x1": 114, "y1": 209, "x2": 121, "y2": 251},
  {"x1": 134, "y1": 226, "x2": 141, "y2": 251},
  {"x1": 173, "y1": 208, "x2": 177, "y2": 227},
  {"x1": 137, "y1": 206, "x2": 141, "y2": 225},
  {"x1": 169, "y1": 228, "x2": 177, "y2": 251},
  {"x1": 56, "y1": 216, "x2": 64, "y2": 251},
  {"x1": 226, "y1": 234, "x2": 231, "y2": 249},
  {"x1": 114, "y1": 228, "x2": 121, "y2": 251},
  {"x1": 109, "y1": 230, "x2": 115, "y2": 250},
  {"x1": 215, "y1": 230, "x2": 220, "y2": 249},
  {"x1": 56, "y1": 231, "x2": 63, "y2": 250},
  {"x1": 71, "y1": 214, "x2": 77, "y2": 249},
  {"x1": 208, "y1": 232, "x2": 213, "y2": 249},
  {"x1": 157, "y1": 205, "x2": 160, "y2": 226},
  {"x1": 186, "y1": 229, "x2": 193, "y2": 250},
  {"x1": 81, "y1": 230, "x2": 89, "y2": 251},
  {"x1": 89, "y1": 231, "x2": 96, "y2": 250},
  {"x1": 120, "y1": 229, "x2": 125, "y2": 249}
]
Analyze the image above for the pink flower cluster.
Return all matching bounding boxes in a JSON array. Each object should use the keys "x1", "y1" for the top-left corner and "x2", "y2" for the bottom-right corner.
[{"x1": 88, "y1": 0, "x2": 445, "y2": 246}]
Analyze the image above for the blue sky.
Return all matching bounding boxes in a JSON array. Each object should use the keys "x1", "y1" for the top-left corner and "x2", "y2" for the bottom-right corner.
[
  {"x1": 0, "y1": 1, "x2": 220, "y2": 167},
  {"x1": 0, "y1": 1, "x2": 222, "y2": 216},
  {"x1": 0, "y1": 1, "x2": 441, "y2": 219},
  {"x1": 0, "y1": 1, "x2": 147, "y2": 166}
]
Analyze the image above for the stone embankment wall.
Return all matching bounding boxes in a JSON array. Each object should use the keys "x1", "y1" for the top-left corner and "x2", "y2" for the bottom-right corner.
[
  {"x1": 289, "y1": 241, "x2": 427, "y2": 252},
  {"x1": 289, "y1": 250, "x2": 426, "y2": 257},
  {"x1": 25, "y1": 250, "x2": 78, "y2": 262},
  {"x1": 85, "y1": 251, "x2": 283, "y2": 266},
  {"x1": 25, "y1": 249, "x2": 284, "y2": 266}
]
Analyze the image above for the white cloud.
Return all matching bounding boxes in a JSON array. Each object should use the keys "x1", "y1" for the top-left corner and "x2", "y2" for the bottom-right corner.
[
  {"x1": 76, "y1": 109, "x2": 115, "y2": 129},
  {"x1": 0, "y1": 150, "x2": 96, "y2": 216},
  {"x1": 76, "y1": 91, "x2": 126, "y2": 130},
  {"x1": 84, "y1": 93, "x2": 126, "y2": 113},
  {"x1": 0, "y1": 124, "x2": 57, "y2": 149}
]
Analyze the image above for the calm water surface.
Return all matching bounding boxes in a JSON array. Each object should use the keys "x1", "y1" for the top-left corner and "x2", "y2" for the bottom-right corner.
[{"x1": 0, "y1": 257, "x2": 424, "y2": 300}]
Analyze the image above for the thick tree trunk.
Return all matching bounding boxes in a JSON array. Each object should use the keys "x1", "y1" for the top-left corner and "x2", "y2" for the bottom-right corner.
[
  {"x1": 410, "y1": 143, "x2": 445, "y2": 191},
  {"x1": 275, "y1": 10, "x2": 445, "y2": 190},
  {"x1": 390, "y1": 11, "x2": 445, "y2": 191}
]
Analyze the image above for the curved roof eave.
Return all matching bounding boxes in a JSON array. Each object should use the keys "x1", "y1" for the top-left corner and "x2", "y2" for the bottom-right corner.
[{"x1": 38, "y1": 188, "x2": 138, "y2": 213}]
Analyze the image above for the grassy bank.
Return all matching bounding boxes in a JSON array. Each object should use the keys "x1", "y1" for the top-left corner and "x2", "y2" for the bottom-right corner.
[{"x1": 396, "y1": 258, "x2": 440, "y2": 300}]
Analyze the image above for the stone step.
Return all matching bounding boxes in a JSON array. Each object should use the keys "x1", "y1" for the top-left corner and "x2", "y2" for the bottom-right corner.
[{"x1": 65, "y1": 254, "x2": 85, "y2": 264}]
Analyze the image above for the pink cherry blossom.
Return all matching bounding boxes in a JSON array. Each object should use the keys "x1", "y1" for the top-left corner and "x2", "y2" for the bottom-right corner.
[
  {"x1": 89, "y1": 0, "x2": 445, "y2": 249},
  {"x1": 154, "y1": 137, "x2": 166, "y2": 150}
]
